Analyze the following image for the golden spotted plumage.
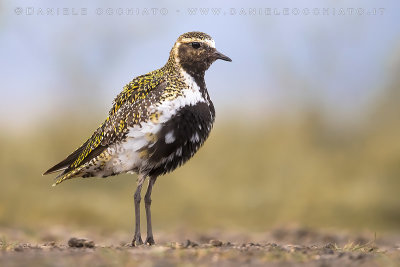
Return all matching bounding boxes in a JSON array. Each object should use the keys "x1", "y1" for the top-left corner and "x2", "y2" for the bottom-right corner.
[
  {"x1": 44, "y1": 31, "x2": 231, "y2": 247},
  {"x1": 45, "y1": 34, "x2": 204, "y2": 185}
]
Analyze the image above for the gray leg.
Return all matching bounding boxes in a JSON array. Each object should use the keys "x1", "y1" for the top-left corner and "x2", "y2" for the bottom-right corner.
[
  {"x1": 132, "y1": 178, "x2": 144, "y2": 246},
  {"x1": 144, "y1": 176, "x2": 157, "y2": 245}
]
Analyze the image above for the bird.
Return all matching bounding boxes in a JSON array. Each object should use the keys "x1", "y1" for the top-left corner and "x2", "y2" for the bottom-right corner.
[{"x1": 43, "y1": 31, "x2": 232, "y2": 246}]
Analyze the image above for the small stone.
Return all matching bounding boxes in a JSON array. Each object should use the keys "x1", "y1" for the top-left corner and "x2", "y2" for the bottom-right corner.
[
  {"x1": 170, "y1": 242, "x2": 184, "y2": 249},
  {"x1": 43, "y1": 241, "x2": 56, "y2": 246},
  {"x1": 68, "y1": 238, "x2": 95, "y2": 248},
  {"x1": 184, "y1": 239, "x2": 198, "y2": 248},
  {"x1": 14, "y1": 245, "x2": 23, "y2": 252},
  {"x1": 210, "y1": 240, "x2": 223, "y2": 247},
  {"x1": 324, "y1": 243, "x2": 336, "y2": 250}
]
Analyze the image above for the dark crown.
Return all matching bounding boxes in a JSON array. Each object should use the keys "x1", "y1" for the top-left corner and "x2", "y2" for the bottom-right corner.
[{"x1": 177, "y1": 31, "x2": 213, "y2": 42}]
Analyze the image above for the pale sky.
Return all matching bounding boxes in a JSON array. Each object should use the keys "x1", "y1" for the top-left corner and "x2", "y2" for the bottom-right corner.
[{"x1": 1, "y1": 0, "x2": 400, "y2": 130}]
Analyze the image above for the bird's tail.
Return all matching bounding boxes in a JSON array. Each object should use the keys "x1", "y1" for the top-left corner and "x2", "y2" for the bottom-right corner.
[{"x1": 52, "y1": 166, "x2": 84, "y2": 187}]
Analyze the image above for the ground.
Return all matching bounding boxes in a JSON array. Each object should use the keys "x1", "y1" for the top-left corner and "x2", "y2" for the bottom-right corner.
[{"x1": 1, "y1": 227, "x2": 399, "y2": 266}]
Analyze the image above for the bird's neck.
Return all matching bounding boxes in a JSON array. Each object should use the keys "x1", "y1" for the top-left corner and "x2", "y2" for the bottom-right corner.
[
  {"x1": 163, "y1": 56, "x2": 214, "y2": 115},
  {"x1": 164, "y1": 55, "x2": 206, "y2": 91},
  {"x1": 183, "y1": 68, "x2": 206, "y2": 90}
]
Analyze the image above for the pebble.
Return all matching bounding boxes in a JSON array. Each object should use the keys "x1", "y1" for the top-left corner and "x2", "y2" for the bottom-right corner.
[
  {"x1": 210, "y1": 240, "x2": 223, "y2": 247},
  {"x1": 68, "y1": 238, "x2": 95, "y2": 248},
  {"x1": 184, "y1": 239, "x2": 198, "y2": 248},
  {"x1": 170, "y1": 242, "x2": 184, "y2": 249}
]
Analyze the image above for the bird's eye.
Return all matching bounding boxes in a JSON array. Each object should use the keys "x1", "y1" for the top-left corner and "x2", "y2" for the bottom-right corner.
[{"x1": 191, "y1": 42, "x2": 201, "y2": 49}]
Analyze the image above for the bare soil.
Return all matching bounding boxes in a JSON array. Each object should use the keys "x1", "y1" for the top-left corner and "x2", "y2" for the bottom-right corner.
[{"x1": 1, "y1": 227, "x2": 399, "y2": 266}]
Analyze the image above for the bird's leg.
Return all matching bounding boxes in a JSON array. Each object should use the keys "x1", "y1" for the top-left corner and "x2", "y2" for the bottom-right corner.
[
  {"x1": 144, "y1": 176, "x2": 158, "y2": 245},
  {"x1": 132, "y1": 176, "x2": 145, "y2": 246}
]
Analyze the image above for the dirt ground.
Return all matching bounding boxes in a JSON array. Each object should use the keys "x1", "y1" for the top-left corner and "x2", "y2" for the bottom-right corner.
[{"x1": 1, "y1": 227, "x2": 399, "y2": 267}]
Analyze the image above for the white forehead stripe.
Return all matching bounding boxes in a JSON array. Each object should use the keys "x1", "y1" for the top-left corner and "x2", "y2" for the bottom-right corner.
[
  {"x1": 205, "y1": 39, "x2": 216, "y2": 48},
  {"x1": 179, "y1": 38, "x2": 215, "y2": 48}
]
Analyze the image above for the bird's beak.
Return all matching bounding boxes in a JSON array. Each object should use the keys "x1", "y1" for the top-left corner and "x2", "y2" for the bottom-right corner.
[{"x1": 214, "y1": 50, "x2": 232, "y2": 62}]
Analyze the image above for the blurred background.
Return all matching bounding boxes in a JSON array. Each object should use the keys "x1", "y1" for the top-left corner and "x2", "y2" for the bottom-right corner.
[{"x1": 0, "y1": 0, "x2": 399, "y2": 235}]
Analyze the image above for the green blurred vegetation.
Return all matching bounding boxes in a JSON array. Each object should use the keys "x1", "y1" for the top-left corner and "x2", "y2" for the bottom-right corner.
[
  {"x1": 1, "y1": 61, "x2": 400, "y2": 235},
  {"x1": 0, "y1": 110, "x2": 399, "y2": 233}
]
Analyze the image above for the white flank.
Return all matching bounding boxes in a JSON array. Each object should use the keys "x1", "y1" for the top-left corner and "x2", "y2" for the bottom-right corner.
[
  {"x1": 165, "y1": 130, "x2": 175, "y2": 144},
  {"x1": 175, "y1": 147, "x2": 182, "y2": 156},
  {"x1": 190, "y1": 132, "x2": 200, "y2": 143}
]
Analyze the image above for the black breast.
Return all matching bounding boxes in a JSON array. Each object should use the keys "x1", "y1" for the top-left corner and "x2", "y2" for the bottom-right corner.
[{"x1": 146, "y1": 101, "x2": 214, "y2": 177}]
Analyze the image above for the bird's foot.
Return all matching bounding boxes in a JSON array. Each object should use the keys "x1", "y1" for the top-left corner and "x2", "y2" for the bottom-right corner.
[
  {"x1": 131, "y1": 235, "x2": 143, "y2": 246},
  {"x1": 145, "y1": 236, "x2": 155, "y2": 246}
]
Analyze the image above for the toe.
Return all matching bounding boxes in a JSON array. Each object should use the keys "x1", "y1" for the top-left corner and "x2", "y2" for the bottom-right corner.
[
  {"x1": 131, "y1": 236, "x2": 143, "y2": 246},
  {"x1": 145, "y1": 236, "x2": 155, "y2": 245}
]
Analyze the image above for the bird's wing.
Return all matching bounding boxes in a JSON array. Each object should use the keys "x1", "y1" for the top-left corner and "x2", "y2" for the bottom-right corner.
[{"x1": 43, "y1": 70, "x2": 166, "y2": 184}]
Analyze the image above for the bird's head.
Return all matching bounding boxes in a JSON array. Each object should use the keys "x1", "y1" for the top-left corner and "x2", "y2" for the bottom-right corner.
[{"x1": 170, "y1": 32, "x2": 232, "y2": 75}]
